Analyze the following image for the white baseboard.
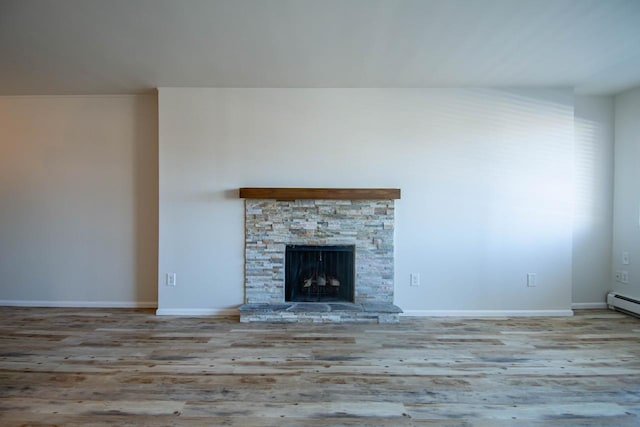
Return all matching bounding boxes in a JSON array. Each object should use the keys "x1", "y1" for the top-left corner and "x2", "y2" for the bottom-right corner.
[
  {"x1": 155, "y1": 308, "x2": 238, "y2": 316},
  {"x1": 0, "y1": 300, "x2": 157, "y2": 308},
  {"x1": 400, "y1": 309, "x2": 574, "y2": 317},
  {"x1": 571, "y1": 302, "x2": 608, "y2": 309},
  {"x1": 1, "y1": 301, "x2": 581, "y2": 318}
]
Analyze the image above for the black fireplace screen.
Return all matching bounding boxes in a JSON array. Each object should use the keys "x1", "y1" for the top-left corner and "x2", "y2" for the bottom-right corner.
[{"x1": 285, "y1": 245, "x2": 355, "y2": 303}]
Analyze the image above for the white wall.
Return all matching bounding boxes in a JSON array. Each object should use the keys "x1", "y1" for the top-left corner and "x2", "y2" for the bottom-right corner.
[
  {"x1": 0, "y1": 95, "x2": 158, "y2": 307},
  {"x1": 612, "y1": 87, "x2": 640, "y2": 299},
  {"x1": 158, "y1": 88, "x2": 575, "y2": 314},
  {"x1": 572, "y1": 95, "x2": 614, "y2": 305}
]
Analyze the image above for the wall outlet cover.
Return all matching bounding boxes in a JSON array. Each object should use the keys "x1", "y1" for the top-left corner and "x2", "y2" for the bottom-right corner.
[
  {"x1": 166, "y1": 273, "x2": 177, "y2": 286},
  {"x1": 621, "y1": 271, "x2": 629, "y2": 284},
  {"x1": 410, "y1": 273, "x2": 420, "y2": 287}
]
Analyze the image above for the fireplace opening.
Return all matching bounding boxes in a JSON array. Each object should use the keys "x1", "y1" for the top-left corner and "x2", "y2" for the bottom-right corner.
[{"x1": 285, "y1": 245, "x2": 355, "y2": 303}]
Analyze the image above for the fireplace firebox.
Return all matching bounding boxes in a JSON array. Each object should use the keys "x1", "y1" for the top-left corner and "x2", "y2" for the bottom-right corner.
[{"x1": 285, "y1": 245, "x2": 355, "y2": 303}]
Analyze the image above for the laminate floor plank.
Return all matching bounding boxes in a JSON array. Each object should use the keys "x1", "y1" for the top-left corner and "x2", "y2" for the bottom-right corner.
[{"x1": 1, "y1": 308, "x2": 639, "y2": 426}]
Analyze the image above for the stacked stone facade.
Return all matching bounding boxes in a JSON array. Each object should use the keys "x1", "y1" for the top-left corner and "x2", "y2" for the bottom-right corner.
[{"x1": 244, "y1": 199, "x2": 395, "y2": 304}]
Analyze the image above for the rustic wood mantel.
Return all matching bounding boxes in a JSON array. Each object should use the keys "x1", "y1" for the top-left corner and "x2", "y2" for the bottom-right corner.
[{"x1": 239, "y1": 187, "x2": 401, "y2": 200}]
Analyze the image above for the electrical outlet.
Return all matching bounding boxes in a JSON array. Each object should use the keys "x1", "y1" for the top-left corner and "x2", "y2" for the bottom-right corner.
[
  {"x1": 527, "y1": 273, "x2": 537, "y2": 287},
  {"x1": 615, "y1": 271, "x2": 622, "y2": 282},
  {"x1": 166, "y1": 273, "x2": 177, "y2": 287},
  {"x1": 622, "y1": 252, "x2": 630, "y2": 265},
  {"x1": 410, "y1": 273, "x2": 420, "y2": 287},
  {"x1": 621, "y1": 271, "x2": 629, "y2": 284}
]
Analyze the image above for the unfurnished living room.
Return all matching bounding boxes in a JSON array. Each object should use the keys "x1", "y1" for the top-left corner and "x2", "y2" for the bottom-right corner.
[{"x1": 1, "y1": 0, "x2": 640, "y2": 425}]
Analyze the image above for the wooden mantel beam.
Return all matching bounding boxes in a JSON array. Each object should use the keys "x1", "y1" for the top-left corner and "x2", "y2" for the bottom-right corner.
[{"x1": 239, "y1": 188, "x2": 401, "y2": 200}]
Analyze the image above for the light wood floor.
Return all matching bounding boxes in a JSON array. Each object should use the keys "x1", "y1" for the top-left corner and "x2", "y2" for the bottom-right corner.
[{"x1": 1, "y1": 308, "x2": 639, "y2": 426}]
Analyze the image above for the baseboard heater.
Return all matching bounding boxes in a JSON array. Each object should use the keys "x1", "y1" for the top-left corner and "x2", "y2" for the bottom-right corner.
[{"x1": 607, "y1": 291, "x2": 640, "y2": 318}]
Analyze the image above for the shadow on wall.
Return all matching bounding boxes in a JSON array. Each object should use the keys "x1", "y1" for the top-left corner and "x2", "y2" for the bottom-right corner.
[
  {"x1": 224, "y1": 189, "x2": 240, "y2": 199},
  {"x1": 571, "y1": 97, "x2": 614, "y2": 304},
  {"x1": 133, "y1": 95, "x2": 160, "y2": 305}
]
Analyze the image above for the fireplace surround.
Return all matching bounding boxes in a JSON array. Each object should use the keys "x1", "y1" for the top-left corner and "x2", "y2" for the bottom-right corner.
[{"x1": 239, "y1": 188, "x2": 402, "y2": 323}]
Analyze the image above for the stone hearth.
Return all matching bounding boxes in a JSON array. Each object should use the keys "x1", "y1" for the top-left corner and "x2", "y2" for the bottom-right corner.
[{"x1": 239, "y1": 302, "x2": 402, "y2": 323}]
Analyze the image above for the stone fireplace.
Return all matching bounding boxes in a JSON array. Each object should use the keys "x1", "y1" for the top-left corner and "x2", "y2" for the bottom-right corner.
[{"x1": 238, "y1": 188, "x2": 402, "y2": 323}]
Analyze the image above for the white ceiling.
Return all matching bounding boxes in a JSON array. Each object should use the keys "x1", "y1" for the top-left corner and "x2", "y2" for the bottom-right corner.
[{"x1": 1, "y1": 0, "x2": 639, "y2": 95}]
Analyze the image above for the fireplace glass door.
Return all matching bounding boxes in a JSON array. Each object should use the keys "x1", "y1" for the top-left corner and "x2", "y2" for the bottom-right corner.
[{"x1": 285, "y1": 245, "x2": 355, "y2": 303}]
